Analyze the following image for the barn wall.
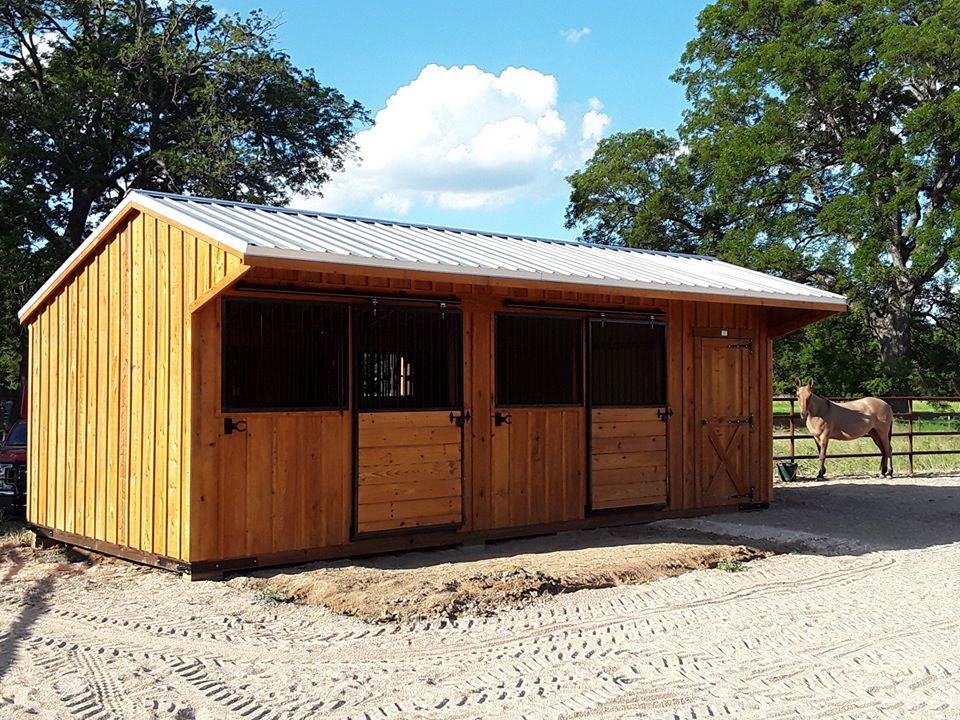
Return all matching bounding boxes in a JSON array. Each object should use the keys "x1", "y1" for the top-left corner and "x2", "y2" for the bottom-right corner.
[
  {"x1": 190, "y1": 298, "x2": 352, "y2": 562},
  {"x1": 26, "y1": 209, "x2": 242, "y2": 561},
  {"x1": 188, "y1": 266, "x2": 773, "y2": 563}
]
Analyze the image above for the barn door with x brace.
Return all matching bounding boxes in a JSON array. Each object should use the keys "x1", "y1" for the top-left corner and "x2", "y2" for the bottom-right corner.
[
  {"x1": 695, "y1": 335, "x2": 757, "y2": 506},
  {"x1": 353, "y1": 304, "x2": 466, "y2": 536}
]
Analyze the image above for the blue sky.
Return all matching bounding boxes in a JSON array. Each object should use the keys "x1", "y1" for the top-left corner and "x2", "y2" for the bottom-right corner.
[{"x1": 222, "y1": 1, "x2": 707, "y2": 239}]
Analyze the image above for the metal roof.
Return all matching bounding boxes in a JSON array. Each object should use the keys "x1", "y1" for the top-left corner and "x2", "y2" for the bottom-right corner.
[{"x1": 19, "y1": 189, "x2": 847, "y2": 320}]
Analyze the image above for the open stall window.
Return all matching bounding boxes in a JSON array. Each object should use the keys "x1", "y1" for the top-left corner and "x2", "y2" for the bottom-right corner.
[
  {"x1": 590, "y1": 320, "x2": 666, "y2": 407},
  {"x1": 496, "y1": 315, "x2": 583, "y2": 406},
  {"x1": 221, "y1": 298, "x2": 348, "y2": 411},
  {"x1": 355, "y1": 306, "x2": 462, "y2": 411}
]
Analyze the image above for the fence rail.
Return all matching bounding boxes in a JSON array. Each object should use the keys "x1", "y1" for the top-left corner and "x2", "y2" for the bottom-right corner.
[{"x1": 773, "y1": 396, "x2": 960, "y2": 474}]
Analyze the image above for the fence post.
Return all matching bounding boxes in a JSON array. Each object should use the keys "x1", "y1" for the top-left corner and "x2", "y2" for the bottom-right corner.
[
  {"x1": 908, "y1": 397, "x2": 914, "y2": 475},
  {"x1": 789, "y1": 398, "x2": 796, "y2": 463}
]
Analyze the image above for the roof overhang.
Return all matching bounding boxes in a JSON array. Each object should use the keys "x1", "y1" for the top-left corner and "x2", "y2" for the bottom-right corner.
[
  {"x1": 18, "y1": 194, "x2": 246, "y2": 324},
  {"x1": 240, "y1": 245, "x2": 849, "y2": 314},
  {"x1": 20, "y1": 190, "x2": 849, "y2": 324}
]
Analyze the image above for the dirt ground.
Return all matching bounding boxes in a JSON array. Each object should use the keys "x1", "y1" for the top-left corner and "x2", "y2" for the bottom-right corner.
[
  {"x1": 2, "y1": 474, "x2": 960, "y2": 719},
  {"x1": 230, "y1": 530, "x2": 768, "y2": 622}
]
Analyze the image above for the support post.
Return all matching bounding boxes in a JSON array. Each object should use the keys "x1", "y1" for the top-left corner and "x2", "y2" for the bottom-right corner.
[
  {"x1": 789, "y1": 398, "x2": 796, "y2": 463},
  {"x1": 908, "y1": 398, "x2": 914, "y2": 476}
]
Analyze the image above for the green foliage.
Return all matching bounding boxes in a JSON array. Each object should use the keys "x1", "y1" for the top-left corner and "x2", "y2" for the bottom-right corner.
[
  {"x1": 774, "y1": 310, "x2": 887, "y2": 397},
  {"x1": 716, "y1": 558, "x2": 746, "y2": 573},
  {"x1": 0, "y1": 0, "x2": 369, "y2": 384},
  {"x1": 568, "y1": 0, "x2": 960, "y2": 391},
  {"x1": 253, "y1": 587, "x2": 292, "y2": 606}
]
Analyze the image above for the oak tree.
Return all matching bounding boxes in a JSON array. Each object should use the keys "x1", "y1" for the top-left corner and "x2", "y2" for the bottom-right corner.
[
  {"x1": 567, "y1": 0, "x2": 960, "y2": 387},
  {"x1": 0, "y1": 0, "x2": 368, "y2": 387}
]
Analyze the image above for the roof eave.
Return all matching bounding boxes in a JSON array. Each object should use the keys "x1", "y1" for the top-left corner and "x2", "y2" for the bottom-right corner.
[
  {"x1": 18, "y1": 192, "x2": 249, "y2": 324},
  {"x1": 241, "y1": 245, "x2": 849, "y2": 312}
]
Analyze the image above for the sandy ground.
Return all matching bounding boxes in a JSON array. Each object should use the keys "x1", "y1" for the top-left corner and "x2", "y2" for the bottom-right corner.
[{"x1": 1, "y1": 474, "x2": 960, "y2": 718}]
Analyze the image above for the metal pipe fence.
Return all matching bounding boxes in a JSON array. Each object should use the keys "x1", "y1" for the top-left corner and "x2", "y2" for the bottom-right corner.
[{"x1": 773, "y1": 396, "x2": 960, "y2": 474}]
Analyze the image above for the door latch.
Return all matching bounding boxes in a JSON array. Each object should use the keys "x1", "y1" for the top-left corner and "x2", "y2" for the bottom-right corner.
[
  {"x1": 727, "y1": 416, "x2": 754, "y2": 425},
  {"x1": 657, "y1": 407, "x2": 674, "y2": 422},
  {"x1": 494, "y1": 411, "x2": 512, "y2": 427},
  {"x1": 449, "y1": 410, "x2": 472, "y2": 427},
  {"x1": 224, "y1": 417, "x2": 247, "y2": 435}
]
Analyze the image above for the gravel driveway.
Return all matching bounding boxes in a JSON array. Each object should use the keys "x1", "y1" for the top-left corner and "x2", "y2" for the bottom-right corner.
[{"x1": 2, "y1": 474, "x2": 960, "y2": 719}]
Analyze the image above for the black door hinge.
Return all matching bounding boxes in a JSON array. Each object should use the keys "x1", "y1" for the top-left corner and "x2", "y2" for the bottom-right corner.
[
  {"x1": 729, "y1": 486, "x2": 755, "y2": 501},
  {"x1": 657, "y1": 407, "x2": 674, "y2": 422}
]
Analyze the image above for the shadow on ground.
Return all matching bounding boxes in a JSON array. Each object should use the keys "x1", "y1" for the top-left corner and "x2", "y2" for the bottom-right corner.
[{"x1": 661, "y1": 475, "x2": 960, "y2": 556}]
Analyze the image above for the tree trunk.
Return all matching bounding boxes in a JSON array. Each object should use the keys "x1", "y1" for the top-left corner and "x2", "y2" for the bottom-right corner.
[
  {"x1": 64, "y1": 189, "x2": 96, "y2": 251},
  {"x1": 867, "y1": 284, "x2": 915, "y2": 393}
]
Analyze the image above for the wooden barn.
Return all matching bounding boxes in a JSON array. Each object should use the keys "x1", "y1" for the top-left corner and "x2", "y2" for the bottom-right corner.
[{"x1": 19, "y1": 190, "x2": 846, "y2": 577}]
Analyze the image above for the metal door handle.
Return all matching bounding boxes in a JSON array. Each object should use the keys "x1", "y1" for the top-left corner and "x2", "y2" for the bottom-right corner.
[{"x1": 224, "y1": 417, "x2": 247, "y2": 435}]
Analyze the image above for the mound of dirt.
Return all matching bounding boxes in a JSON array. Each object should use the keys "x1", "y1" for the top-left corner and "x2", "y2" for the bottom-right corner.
[{"x1": 231, "y1": 530, "x2": 770, "y2": 623}]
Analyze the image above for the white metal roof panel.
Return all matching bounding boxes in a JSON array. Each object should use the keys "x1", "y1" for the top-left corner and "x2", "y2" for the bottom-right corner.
[{"x1": 19, "y1": 189, "x2": 847, "y2": 320}]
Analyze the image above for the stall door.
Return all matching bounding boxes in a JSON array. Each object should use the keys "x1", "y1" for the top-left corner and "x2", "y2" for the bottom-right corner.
[
  {"x1": 589, "y1": 320, "x2": 669, "y2": 510},
  {"x1": 354, "y1": 306, "x2": 465, "y2": 535},
  {"x1": 490, "y1": 314, "x2": 585, "y2": 528},
  {"x1": 696, "y1": 336, "x2": 756, "y2": 506}
]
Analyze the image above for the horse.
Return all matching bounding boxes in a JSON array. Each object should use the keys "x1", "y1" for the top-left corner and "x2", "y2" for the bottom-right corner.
[{"x1": 795, "y1": 378, "x2": 894, "y2": 479}]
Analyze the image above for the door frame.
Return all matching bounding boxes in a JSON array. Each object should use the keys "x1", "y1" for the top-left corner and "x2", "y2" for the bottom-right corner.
[
  {"x1": 692, "y1": 329, "x2": 757, "y2": 508},
  {"x1": 586, "y1": 317, "x2": 672, "y2": 515},
  {"x1": 350, "y1": 303, "x2": 467, "y2": 539}
]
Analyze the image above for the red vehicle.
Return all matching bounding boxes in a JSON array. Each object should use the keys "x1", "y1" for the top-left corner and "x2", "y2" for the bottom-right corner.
[{"x1": 0, "y1": 419, "x2": 27, "y2": 517}]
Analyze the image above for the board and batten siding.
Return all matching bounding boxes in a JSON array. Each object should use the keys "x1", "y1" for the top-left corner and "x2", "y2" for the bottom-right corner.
[
  {"x1": 26, "y1": 222, "x2": 781, "y2": 570},
  {"x1": 26, "y1": 209, "x2": 243, "y2": 562},
  {"x1": 186, "y1": 266, "x2": 772, "y2": 566}
]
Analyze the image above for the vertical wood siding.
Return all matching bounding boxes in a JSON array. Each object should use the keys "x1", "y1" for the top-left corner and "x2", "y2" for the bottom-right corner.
[
  {"x1": 189, "y1": 300, "x2": 353, "y2": 562},
  {"x1": 28, "y1": 250, "x2": 784, "y2": 566},
  {"x1": 26, "y1": 210, "x2": 242, "y2": 561}
]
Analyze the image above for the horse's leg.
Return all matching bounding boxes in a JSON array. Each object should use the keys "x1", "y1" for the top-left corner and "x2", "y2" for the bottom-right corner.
[
  {"x1": 817, "y1": 435, "x2": 829, "y2": 479},
  {"x1": 868, "y1": 429, "x2": 886, "y2": 476},
  {"x1": 884, "y1": 422, "x2": 894, "y2": 477}
]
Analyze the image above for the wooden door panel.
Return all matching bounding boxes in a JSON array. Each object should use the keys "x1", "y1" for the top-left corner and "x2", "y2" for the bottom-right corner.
[
  {"x1": 590, "y1": 408, "x2": 667, "y2": 510},
  {"x1": 696, "y1": 337, "x2": 755, "y2": 506},
  {"x1": 356, "y1": 411, "x2": 463, "y2": 534},
  {"x1": 216, "y1": 412, "x2": 352, "y2": 559},
  {"x1": 490, "y1": 408, "x2": 585, "y2": 528}
]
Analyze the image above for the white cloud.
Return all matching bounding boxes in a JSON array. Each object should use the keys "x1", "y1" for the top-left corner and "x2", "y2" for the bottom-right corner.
[
  {"x1": 308, "y1": 64, "x2": 611, "y2": 217},
  {"x1": 0, "y1": 31, "x2": 60, "y2": 79},
  {"x1": 561, "y1": 27, "x2": 591, "y2": 44}
]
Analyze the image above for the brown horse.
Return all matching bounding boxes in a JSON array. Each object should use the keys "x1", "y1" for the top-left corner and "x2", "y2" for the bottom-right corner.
[{"x1": 795, "y1": 378, "x2": 894, "y2": 479}]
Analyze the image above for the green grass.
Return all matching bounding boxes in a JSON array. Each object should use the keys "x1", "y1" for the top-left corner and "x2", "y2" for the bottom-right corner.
[
  {"x1": 253, "y1": 588, "x2": 293, "y2": 606},
  {"x1": 773, "y1": 399, "x2": 960, "y2": 415},
  {"x1": 773, "y1": 418, "x2": 960, "y2": 477},
  {"x1": 717, "y1": 558, "x2": 746, "y2": 573}
]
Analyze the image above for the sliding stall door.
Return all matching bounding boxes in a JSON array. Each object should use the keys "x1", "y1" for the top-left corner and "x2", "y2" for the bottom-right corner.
[
  {"x1": 589, "y1": 319, "x2": 669, "y2": 511},
  {"x1": 354, "y1": 306, "x2": 465, "y2": 535},
  {"x1": 490, "y1": 314, "x2": 585, "y2": 528}
]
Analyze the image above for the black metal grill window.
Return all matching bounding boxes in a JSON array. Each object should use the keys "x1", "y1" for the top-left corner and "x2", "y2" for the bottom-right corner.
[
  {"x1": 355, "y1": 307, "x2": 462, "y2": 411},
  {"x1": 590, "y1": 320, "x2": 666, "y2": 407},
  {"x1": 221, "y1": 298, "x2": 348, "y2": 411},
  {"x1": 496, "y1": 315, "x2": 583, "y2": 406}
]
